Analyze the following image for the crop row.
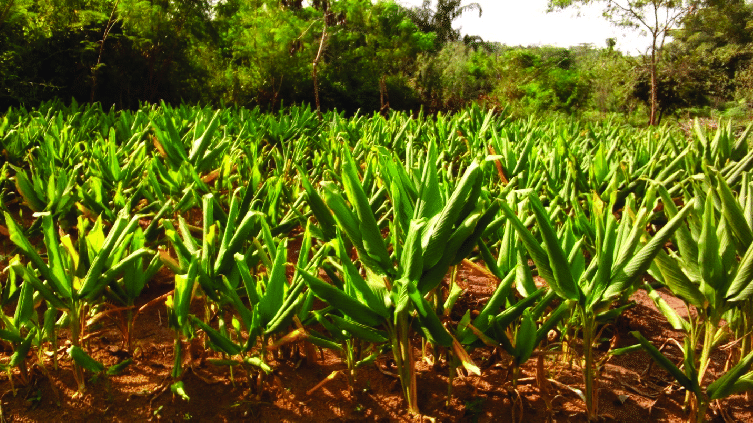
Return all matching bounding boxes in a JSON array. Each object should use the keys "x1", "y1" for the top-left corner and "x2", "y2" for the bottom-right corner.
[{"x1": 1, "y1": 100, "x2": 753, "y2": 422}]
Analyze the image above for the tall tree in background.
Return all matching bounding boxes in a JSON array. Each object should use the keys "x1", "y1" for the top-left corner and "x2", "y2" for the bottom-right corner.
[
  {"x1": 407, "y1": 0, "x2": 481, "y2": 47},
  {"x1": 549, "y1": 0, "x2": 692, "y2": 125},
  {"x1": 670, "y1": 0, "x2": 753, "y2": 107}
]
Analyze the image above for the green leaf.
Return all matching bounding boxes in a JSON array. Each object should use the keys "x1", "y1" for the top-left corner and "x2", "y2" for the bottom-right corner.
[
  {"x1": 698, "y1": 194, "x2": 724, "y2": 292},
  {"x1": 653, "y1": 250, "x2": 705, "y2": 309},
  {"x1": 299, "y1": 168, "x2": 337, "y2": 241},
  {"x1": 171, "y1": 381, "x2": 190, "y2": 402},
  {"x1": 13, "y1": 278, "x2": 34, "y2": 327},
  {"x1": 406, "y1": 280, "x2": 453, "y2": 347},
  {"x1": 337, "y1": 238, "x2": 391, "y2": 320},
  {"x1": 190, "y1": 316, "x2": 242, "y2": 356},
  {"x1": 68, "y1": 345, "x2": 105, "y2": 373},
  {"x1": 329, "y1": 315, "x2": 388, "y2": 343},
  {"x1": 609, "y1": 344, "x2": 643, "y2": 357},
  {"x1": 493, "y1": 288, "x2": 546, "y2": 333},
  {"x1": 214, "y1": 210, "x2": 262, "y2": 274},
  {"x1": 605, "y1": 199, "x2": 695, "y2": 299},
  {"x1": 9, "y1": 328, "x2": 36, "y2": 367},
  {"x1": 716, "y1": 169, "x2": 753, "y2": 252},
  {"x1": 10, "y1": 260, "x2": 68, "y2": 311},
  {"x1": 514, "y1": 310, "x2": 537, "y2": 364},
  {"x1": 341, "y1": 148, "x2": 392, "y2": 273},
  {"x1": 235, "y1": 253, "x2": 260, "y2": 306},
  {"x1": 106, "y1": 358, "x2": 133, "y2": 376},
  {"x1": 258, "y1": 242, "x2": 287, "y2": 327},
  {"x1": 41, "y1": 215, "x2": 71, "y2": 299},
  {"x1": 414, "y1": 139, "x2": 442, "y2": 220},
  {"x1": 728, "y1": 372, "x2": 753, "y2": 396},
  {"x1": 645, "y1": 284, "x2": 689, "y2": 332},
  {"x1": 5, "y1": 212, "x2": 55, "y2": 291},
  {"x1": 707, "y1": 349, "x2": 753, "y2": 400},
  {"x1": 726, "y1": 242, "x2": 753, "y2": 302},
  {"x1": 79, "y1": 213, "x2": 140, "y2": 298},
  {"x1": 0, "y1": 329, "x2": 23, "y2": 344},
  {"x1": 417, "y1": 210, "x2": 481, "y2": 294},
  {"x1": 452, "y1": 200, "x2": 501, "y2": 265},
  {"x1": 400, "y1": 219, "x2": 426, "y2": 282},
  {"x1": 422, "y1": 161, "x2": 481, "y2": 270},
  {"x1": 467, "y1": 270, "x2": 516, "y2": 335},
  {"x1": 12, "y1": 167, "x2": 45, "y2": 212},
  {"x1": 534, "y1": 301, "x2": 569, "y2": 345},
  {"x1": 218, "y1": 276, "x2": 253, "y2": 332},
  {"x1": 173, "y1": 257, "x2": 198, "y2": 328},
  {"x1": 188, "y1": 111, "x2": 221, "y2": 164},
  {"x1": 500, "y1": 201, "x2": 555, "y2": 289},
  {"x1": 631, "y1": 331, "x2": 699, "y2": 395},
  {"x1": 298, "y1": 267, "x2": 383, "y2": 327},
  {"x1": 528, "y1": 194, "x2": 581, "y2": 302}
]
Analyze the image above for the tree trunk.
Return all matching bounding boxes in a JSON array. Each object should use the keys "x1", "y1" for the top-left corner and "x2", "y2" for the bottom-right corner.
[
  {"x1": 312, "y1": 12, "x2": 328, "y2": 120},
  {"x1": 90, "y1": 0, "x2": 120, "y2": 103},
  {"x1": 649, "y1": 49, "x2": 659, "y2": 126},
  {"x1": 379, "y1": 74, "x2": 390, "y2": 118}
]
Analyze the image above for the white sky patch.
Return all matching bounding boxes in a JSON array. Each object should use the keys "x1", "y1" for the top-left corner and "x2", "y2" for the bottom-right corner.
[{"x1": 396, "y1": 0, "x2": 655, "y2": 54}]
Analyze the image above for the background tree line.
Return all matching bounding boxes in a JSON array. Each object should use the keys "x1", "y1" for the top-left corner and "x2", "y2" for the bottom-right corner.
[{"x1": 1, "y1": 0, "x2": 751, "y2": 124}]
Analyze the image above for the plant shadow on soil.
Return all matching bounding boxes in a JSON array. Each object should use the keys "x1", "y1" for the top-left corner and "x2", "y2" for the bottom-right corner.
[{"x1": 0, "y1": 251, "x2": 751, "y2": 422}]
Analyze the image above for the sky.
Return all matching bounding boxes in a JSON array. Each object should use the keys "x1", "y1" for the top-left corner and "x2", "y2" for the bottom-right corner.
[{"x1": 397, "y1": 0, "x2": 655, "y2": 54}]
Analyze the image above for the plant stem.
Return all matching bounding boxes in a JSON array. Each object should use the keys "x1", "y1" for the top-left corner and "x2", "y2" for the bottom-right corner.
[
  {"x1": 392, "y1": 310, "x2": 419, "y2": 414},
  {"x1": 581, "y1": 308, "x2": 597, "y2": 421},
  {"x1": 70, "y1": 301, "x2": 86, "y2": 392},
  {"x1": 346, "y1": 338, "x2": 354, "y2": 392},
  {"x1": 171, "y1": 333, "x2": 183, "y2": 379},
  {"x1": 447, "y1": 354, "x2": 458, "y2": 407},
  {"x1": 692, "y1": 319, "x2": 715, "y2": 423},
  {"x1": 127, "y1": 308, "x2": 133, "y2": 353}
]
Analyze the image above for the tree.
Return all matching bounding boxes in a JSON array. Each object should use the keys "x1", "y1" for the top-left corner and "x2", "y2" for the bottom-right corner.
[
  {"x1": 407, "y1": 0, "x2": 482, "y2": 47},
  {"x1": 670, "y1": 0, "x2": 753, "y2": 107},
  {"x1": 549, "y1": 0, "x2": 692, "y2": 125}
]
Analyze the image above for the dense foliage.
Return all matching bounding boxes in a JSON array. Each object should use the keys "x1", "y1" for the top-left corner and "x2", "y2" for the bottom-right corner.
[
  {"x1": 1, "y1": 0, "x2": 751, "y2": 122},
  {"x1": 2, "y1": 102, "x2": 753, "y2": 421}
]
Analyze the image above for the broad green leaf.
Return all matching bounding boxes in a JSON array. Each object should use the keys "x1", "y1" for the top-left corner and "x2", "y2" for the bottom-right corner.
[
  {"x1": 698, "y1": 194, "x2": 724, "y2": 292},
  {"x1": 298, "y1": 267, "x2": 383, "y2": 327},
  {"x1": 79, "y1": 213, "x2": 139, "y2": 298},
  {"x1": 341, "y1": 148, "x2": 392, "y2": 273},
  {"x1": 422, "y1": 161, "x2": 481, "y2": 270},
  {"x1": 500, "y1": 202, "x2": 556, "y2": 294},
  {"x1": 173, "y1": 257, "x2": 198, "y2": 328},
  {"x1": 258, "y1": 241, "x2": 288, "y2": 326},
  {"x1": 400, "y1": 219, "x2": 426, "y2": 282},
  {"x1": 190, "y1": 316, "x2": 242, "y2": 356},
  {"x1": 708, "y1": 349, "x2": 753, "y2": 400},
  {"x1": 631, "y1": 331, "x2": 699, "y2": 395},
  {"x1": 716, "y1": 169, "x2": 753, "y2": 252},
  {"x1": 5, "y1": 212, "x2": 55, "y2": 289},
  {"x1": 68, "y1": 345, "x2": 105, "y2": 373},
  {"x1": 188, "y1": 111, "x2": 221, "y2": 164},
  {"x1": 528, "y1": 194, "x2": 581, "y2": 302},
  {"x1": 329, "y1": 315, "x2": 388, "y2": 343},
  {"x1": 514, "y1": 310, "x2": 537, "y2": 364},
  {"x1": 9, "y1": 328, "x2": 36, "y2": 367},
  {"x1": 406, "y1": 280, "x2": 453, "y2": 347},
  {"x1": 605, "y1": 199, "x2": 695, "y2": 299},
  {"x1": 299, "y1": 168, "x2": 337, "y2": 241},
  {"x1": 337, "y1": 238, "x2": 391, "y2": 320},
  {"x1": 727, "y1": 242, "x2": 753, "y2": 302},
  {"x1": 654, "y1": 250, "x2": 705, "y2": 309},
  {"x1": 645, "y1": 284, "x2": 689, "y2": 331}
]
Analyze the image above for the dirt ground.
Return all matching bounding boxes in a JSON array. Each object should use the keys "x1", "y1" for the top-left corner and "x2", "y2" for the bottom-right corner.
[{"x1": 0, "y1": 250, "x2": 750, "y2": 423}]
